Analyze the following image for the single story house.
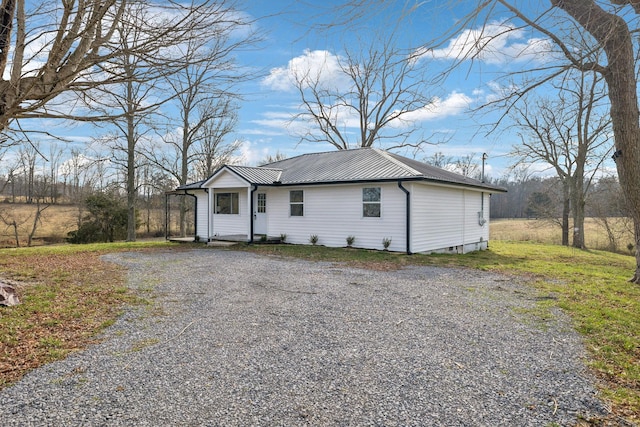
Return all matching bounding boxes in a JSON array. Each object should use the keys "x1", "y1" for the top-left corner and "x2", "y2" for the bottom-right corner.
[{"x1": 174, "y1": 147, "x2": 506, "y2": 254}]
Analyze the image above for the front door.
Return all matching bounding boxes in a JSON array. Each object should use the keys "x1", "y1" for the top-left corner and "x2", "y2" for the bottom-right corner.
[{"x1": 254, "y1": 192, "x2": 267, "y2": 235}]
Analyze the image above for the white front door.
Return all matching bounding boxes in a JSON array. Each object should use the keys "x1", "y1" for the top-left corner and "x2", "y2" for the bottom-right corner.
[{"x1": 254, "y1": 192, "x2": 267, "y2": 235}]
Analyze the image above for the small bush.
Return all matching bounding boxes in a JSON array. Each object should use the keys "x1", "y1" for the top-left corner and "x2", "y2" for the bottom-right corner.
[
  {"x1": 382, "y1": 237, "x2": 392, "y2": 250},
  {"x1": 309, "y1": 234, "x2": 319, "y2": 245},
  {"x1": 346, "y1": 235, "x2": 355, "y2": 247},
  {"x1": 280, "y1": 233, "x2": 287, "y2": 243}
]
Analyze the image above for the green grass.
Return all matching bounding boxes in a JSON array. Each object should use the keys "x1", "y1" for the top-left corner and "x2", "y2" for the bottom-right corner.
[{"x1": 241, "y1": 241, "x2": 639, "y2": 421}]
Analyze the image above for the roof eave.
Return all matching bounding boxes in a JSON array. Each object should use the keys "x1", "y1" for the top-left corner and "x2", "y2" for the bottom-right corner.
[{"x1": 259, "y1": 176, "x2": 507, "y2": 192}]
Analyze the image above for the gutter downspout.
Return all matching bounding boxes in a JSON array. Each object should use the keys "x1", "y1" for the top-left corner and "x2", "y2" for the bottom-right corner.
[
  {"x1": 397, "y1": 181, "x2": 411, "y2": 255},
  {"x1": 249, "y1": 184, "x2": 258, "y2": 244},
  {"x1": 165, "y1": 193, "x2": 170, "y2": 240},
  {"x1": 204, "y1": 188, "x2": 210, "y2": 241}
]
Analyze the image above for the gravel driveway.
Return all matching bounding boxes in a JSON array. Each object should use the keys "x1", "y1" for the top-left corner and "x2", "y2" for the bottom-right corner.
[{"x1": 1, "y1": 249, "x2": 607, "y2": 426}]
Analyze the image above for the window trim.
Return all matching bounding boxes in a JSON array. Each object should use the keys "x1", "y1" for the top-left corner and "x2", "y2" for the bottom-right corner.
[
  {"x1": 362, "y1": 187, "x2": 381, "y2": 218},
  {"x1": 215, "y1": 192, "x2": 239, "y2": 215},
  {"x1": 289, "y1": 190, "x2": 304, "y2": 217}
]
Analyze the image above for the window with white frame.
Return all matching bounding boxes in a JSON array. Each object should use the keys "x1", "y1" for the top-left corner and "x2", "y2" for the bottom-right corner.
[
  {"x1": 362, "y1": 187, "x2": 381, "y2": 217},
  {"x1": 290, "y1": 190, "x2": 304, "y2": 216},
  {"x1": 215, "y1": 192, "x2": 239, "y2": 214},
  {"x1": 257, "y1": 193, "x2": 266, "y2": 213}
]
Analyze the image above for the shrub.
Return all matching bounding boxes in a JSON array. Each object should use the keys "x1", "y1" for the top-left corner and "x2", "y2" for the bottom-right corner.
[
  {"x1": 67, "y1": 193, "x2": 129, "y2": 244},
  {"x1": 382, "y1": 237, "x2": 392, "y2": 250},
  {"x1": 280, "y1": 233, "x2": 287, "y2": 243},
  {"x1": 346, "y1": 235, "x2": 355, "y2": 247},
  {"x1": 309, "y1": 234, "x2": 319, "y2": 245}
]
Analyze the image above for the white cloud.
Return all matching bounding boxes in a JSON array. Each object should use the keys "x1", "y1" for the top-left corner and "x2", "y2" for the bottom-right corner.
[
  {"x1": 261, "y1": 49, "x2": 349, "y2": 92},
  {"x1": 389, "y1": 91, "x2": 472, "y2": 127},
  {"x1": 414, "y1": 21, "x2": 554, "y2": 65},
  {"x1": 237, "y1": 140, "x2": 272, "y2": 166}
]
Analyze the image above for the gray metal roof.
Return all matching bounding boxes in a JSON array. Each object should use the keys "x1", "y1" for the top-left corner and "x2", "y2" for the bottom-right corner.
[
  {"x1": 263, "y1": 148, "x2": 505, "y2": 192},
  {"x1": 226, "y1": 165, "x2": 282, "y2": 184},
  {"x1": 178, "y1": 148, "x2": 506, "y2": 192}
]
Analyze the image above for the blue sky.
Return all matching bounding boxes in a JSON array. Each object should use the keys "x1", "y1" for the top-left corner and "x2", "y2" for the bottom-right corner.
[{"x1": 229, "y1": 0, "x2": 561, "y2": 178}]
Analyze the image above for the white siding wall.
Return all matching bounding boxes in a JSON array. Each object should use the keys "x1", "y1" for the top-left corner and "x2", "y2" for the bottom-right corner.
[
  {"x1": 410, "y1": 183, "x2": 490, "y2": 253},
  {"x1": 462, "y1": 191, "x2": 490, "y2": 246},
  {"x1": 205, "y1": 170, "x2": 250, "y2": 238},
  {"x1": 211, "y1": 188, "x2": 249, "y2": 236},
  {"x1": 209, "y1": 170, "x2": 247, "y2": 188},
  {"x1": 266, "y1": 183, "x2": 407, "y2": 251},
  {"x1": 194, "y1": 191, "x2": 209, "y2": 240},
  {"x1": 410, "y1": 183, "x2": 464, "y2": 253}
]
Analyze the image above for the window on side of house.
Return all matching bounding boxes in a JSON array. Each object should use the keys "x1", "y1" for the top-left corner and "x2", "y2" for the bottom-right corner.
[
  {"x1": 290, "y1": 190, "x2": 304, "y2": 216},
  {"x1": 362, "y1": 187, "x2": 381, "y2": 217},
  {"x1": 215, "y1": 192, "x2": 239, "y2": 214}
]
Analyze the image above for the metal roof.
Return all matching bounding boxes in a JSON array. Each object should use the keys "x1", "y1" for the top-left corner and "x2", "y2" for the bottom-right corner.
[
  {"x1": 226, "y1": 165, "x2": 282, "y2": 184},
  {"x1": 178, "y1": 148, "x2": 506, "y2": 192}
]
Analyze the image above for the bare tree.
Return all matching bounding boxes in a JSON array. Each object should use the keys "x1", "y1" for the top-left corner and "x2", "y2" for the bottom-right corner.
[
  {"x1": 509, "y1": 70, "x2": 611, "y2": 248},
  {"x1": 192, "y1": 104, "x2": 242, "y2": 180},
  {"x1": 291, "y1": 36, "x2": 441, "y2": 151},
  {"x1": 143, "y1": 3, "x2": 255, "y2": 235},
  {"x1": 490, "y1": 0, "x2": 640, "y2": 281},
  {"x1": 424, "y1": 152, "x2": 453, "y2": 169},
  {"x1": 88, "y1": 1, "x2": 247, "y2": 241}
]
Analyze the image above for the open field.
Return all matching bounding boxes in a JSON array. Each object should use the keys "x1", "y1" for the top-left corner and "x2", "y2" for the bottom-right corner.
[
  {"x1": 0, "y1": 203, "x2": 174, "y2": 247},
  {"x1": 491, "y1": 217, "x2": 636, "y2": 253},
  {"x1": 0, "y1": 204, "x2": 78, "y2": 246}
]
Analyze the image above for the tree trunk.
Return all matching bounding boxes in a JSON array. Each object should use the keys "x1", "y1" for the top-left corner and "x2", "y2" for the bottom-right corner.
[
  {"x1": 554, "y1": 0, "x2": 640, "y2": 282},
  {"x1": 571, "y1": 179, "x2": 586, "y2": 249},
  {"x1": 126, "y1": 114, "x2": 137, "y2": 242},
  {"x1": 562, "y1": 183, "x2": 570, "y2": 246}
]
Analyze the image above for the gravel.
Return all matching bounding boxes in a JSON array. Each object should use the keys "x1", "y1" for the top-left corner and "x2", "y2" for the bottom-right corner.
[{"x1": 1, "y1": 248, "x2": 608, "y2": 426}]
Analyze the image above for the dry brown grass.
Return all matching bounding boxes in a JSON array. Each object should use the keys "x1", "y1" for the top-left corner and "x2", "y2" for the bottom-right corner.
[
  {"x1": 0, "y1": 204, "x2": 78, "y2": 247},
  {"x1": 490, "y1": 218, "x2": 636, "y2": 254},
  {"x1": 0, "y1": 203, "x2": 171, "y2": 247}
]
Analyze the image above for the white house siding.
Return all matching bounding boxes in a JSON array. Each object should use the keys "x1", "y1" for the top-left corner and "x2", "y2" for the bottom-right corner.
[
  {"x1": 208, "y1": 170, "x2": 247, "y2": 188},
  {"x1": 462, "y1": 190, "x2": 490, "y2": 251},
  {"x1": 410, "y1": 183, "x2": 463, "y2": 253},
  {"x1": 209, "y1": 187, "x2": 249, "y2": 237},
  {"x1": 266, "y1": 183, "x2": 407, "y2": 251},
  {"x1": 194, "y1": 191, "x2": 209, "y2": 240},
  {"x1": 410, "y1": 183, "x2": 489, "y2": 253}
]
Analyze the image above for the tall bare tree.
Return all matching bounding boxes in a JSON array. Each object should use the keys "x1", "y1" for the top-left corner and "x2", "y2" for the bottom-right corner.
[
  {"x1": 291, "y1": 36, "x2": 440, "y2": 151},
  {"x1": 510, "y1": 70, "x2": 611, "y2": 248},
  {"x1": 144, "y1": 3, "x2": 255, "y2": 235},
  {"x1": 192, "y1": 101, "x2": 241, "y2": 180},
  {"x1": 90, "y1": 2, "x2": 170, "y2": 241},
  {"x1": 88, "y1": 1, "x2": 250, "y2": 241}
]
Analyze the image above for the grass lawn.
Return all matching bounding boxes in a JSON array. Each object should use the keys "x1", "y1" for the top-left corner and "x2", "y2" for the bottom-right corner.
[{"x1": 0, "y1": 239, "x2": 638, "y2": 423}]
